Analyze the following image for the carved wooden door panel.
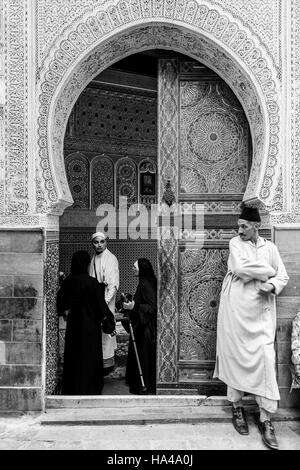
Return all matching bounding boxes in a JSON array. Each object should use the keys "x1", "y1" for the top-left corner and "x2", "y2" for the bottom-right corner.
[
  {"x1": 178, "y1": 61, "x2": 251, "y2": 394},
  {"x1": 157, "y1": 58, "x2": 251, "y2": 395}
]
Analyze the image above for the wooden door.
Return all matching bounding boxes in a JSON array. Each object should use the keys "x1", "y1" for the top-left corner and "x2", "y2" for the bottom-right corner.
[{"x1": 157, "y1": 57, "x2": 251, "y2": 395}]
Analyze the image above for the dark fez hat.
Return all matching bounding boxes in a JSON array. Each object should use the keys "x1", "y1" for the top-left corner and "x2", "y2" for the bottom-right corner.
[{"x1": 239, "y1": 205, "x2": 261, "y2": 222}]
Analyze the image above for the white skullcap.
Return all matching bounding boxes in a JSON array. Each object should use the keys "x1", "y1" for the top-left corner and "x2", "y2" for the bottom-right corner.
[{"x1": 91, "y1": 231, "x2": 107, "y2": 240}]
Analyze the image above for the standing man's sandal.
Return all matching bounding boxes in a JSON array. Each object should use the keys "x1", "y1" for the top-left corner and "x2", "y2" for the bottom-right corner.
[
  {"x1": 232, "y1": 406, "x2": 249, "y2": 435},
  {"x1": 258, "y1": 420, "x2": 279, "y2": 450}
]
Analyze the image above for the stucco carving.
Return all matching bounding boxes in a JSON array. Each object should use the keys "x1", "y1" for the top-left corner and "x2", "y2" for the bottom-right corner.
[
  {"x1": 0, "y1": 2, "x2": 4, "y2": 215},
  {"x1": 1, "y1": 0, "x2": 289, "y2": 223},
  {"x1": 0, "y1": 106, "x2": 4, "y2": 214},
  {"x1": 37, "y1": 2, "x2": 281, "y2": 215},
  {"x1": 5, "y1": 0, "x2": 28, "y2": 215},
  {"x1": 37, "y1": 0, "x2": 281, "y2": 73},
  {"x1": 0, "y1": 215, "x2": 40, "y2": 226},
  {"x1": 209, "y1": 0, "x2": 281, "y2": 73},
  {"x1": 0, "y1": 214, "x2": 60, "y2": 230},
  {"x1": 292, "y1": 0, "x2": 300, "y2": 215}
]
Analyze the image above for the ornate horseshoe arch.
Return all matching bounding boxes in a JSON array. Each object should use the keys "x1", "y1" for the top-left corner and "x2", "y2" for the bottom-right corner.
[{"x1": 37, "y1": 1, "x2": 281, "y2": 216}]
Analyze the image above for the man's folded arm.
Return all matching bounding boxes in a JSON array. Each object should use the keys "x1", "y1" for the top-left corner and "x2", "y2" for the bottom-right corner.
[{"x1": 229, "y1": 241, "x2": 276, "y2": 283}]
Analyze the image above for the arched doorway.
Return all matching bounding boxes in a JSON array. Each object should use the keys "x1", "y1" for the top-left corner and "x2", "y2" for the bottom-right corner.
[
  {"x1": 51, "y1": 48, "x2": 264, "y2": 396},
  {"x1": 38, "y1": 15, "x2": 280, "y2": 400}
]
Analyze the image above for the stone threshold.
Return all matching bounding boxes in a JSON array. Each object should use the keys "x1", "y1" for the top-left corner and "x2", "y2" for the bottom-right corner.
[
  {"x1": 41, "y1": 396, "x2": 300, "y2": 426},
  {"x1": 46, "y1": 394, "x2": 236, "y2": 409}
]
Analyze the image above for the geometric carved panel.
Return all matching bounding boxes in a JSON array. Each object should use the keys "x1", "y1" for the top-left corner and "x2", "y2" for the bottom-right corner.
[
  {"x1": 91, "y1": 155, "x2": 114, "y2": 209},
  {"x1": 65, "y1": 153, "x2": 89, "y2": 209},
  {"x1": 179, "y1": 248, "x2": 229, "y2": 363},
  {"x1": 180, "y1": 81, "x2": 250, "y2": 195},
  {"x1": 116, "y1": 157, "x2": 138, "y2": 207}
]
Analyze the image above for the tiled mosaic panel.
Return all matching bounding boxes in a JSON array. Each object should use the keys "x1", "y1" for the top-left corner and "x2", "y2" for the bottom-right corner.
[{"x1": 45, "y1": 240, "x2": 59, "y2": 395}]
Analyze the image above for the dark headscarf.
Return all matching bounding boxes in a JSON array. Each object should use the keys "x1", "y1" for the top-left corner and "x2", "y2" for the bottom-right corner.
[
  {"x1": 138, "y1": 258, "x2": 156, "y2": 282},
  {"x1": 71, "y1": 250, "x2": 91, "y2": 275}
]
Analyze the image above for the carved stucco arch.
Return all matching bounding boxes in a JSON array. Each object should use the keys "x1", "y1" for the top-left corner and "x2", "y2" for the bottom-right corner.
[{"x1": 37, "y1": 1, "x2": 281, "y2": 215}]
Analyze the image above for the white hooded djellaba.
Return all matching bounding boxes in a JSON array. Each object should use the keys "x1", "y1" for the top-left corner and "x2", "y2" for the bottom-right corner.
[{"x1": 213, "y1": 235, "x2": 289, "y2": 400}]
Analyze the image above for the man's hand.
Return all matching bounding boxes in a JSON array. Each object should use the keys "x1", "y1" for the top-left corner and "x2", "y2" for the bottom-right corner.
[{"x1": 258, "y1": 282, "x2": 275, "y2": 296}]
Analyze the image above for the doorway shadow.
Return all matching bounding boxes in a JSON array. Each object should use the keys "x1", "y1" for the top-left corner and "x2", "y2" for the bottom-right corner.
[{"x1": 102, "y1": 377, "x2": 130, "y2": 395}]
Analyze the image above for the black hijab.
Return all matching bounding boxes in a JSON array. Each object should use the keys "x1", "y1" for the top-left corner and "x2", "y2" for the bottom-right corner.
[
  {"x1": 70, "y1": 250, "x2": 91, "y2": 275},
  {"x1": 137, "y1": 258, "x2": 156, "y2": 283}
]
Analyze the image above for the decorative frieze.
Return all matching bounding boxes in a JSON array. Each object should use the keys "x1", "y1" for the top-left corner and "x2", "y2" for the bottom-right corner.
[{"x1": 65, "y1": 137, "x2": 157, "y2": 158}]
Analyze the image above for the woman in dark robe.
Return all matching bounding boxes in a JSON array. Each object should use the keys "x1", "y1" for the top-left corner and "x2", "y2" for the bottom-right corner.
[
  {"x1": 57, "y1": 250, "x2": 115, "y2": 395},
  {"x1": 123, "y1": 258, "x2": 157, "y2": 394}
]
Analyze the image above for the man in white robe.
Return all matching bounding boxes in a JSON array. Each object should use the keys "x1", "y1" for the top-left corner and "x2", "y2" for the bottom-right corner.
[
  {"x1": 213, "y1": 205, "x2": 289, "y2": 450},
  {"x1": 89, "y1": 232, "x2": 119, "y2": 373}
]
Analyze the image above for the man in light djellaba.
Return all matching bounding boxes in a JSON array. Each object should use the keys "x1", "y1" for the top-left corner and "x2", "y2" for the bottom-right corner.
[{"x1": 214, "y1": 205, "x2": 289, "y2": 450}]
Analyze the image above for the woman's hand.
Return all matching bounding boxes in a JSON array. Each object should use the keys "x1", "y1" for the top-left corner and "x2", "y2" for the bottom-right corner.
[
  {"x1": 62, "y1": 309, "x2": 70, "y2": 321},
  {"x1": 123, "y1": 300, "x2": 135, "y2": 310}
]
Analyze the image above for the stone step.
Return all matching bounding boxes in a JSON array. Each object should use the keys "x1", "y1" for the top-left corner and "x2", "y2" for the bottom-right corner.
[
  {"x1": 41, "y1": 405, "x2": 234, "y2": 426},
  {"x1": 45, "y1": 395, "x2": 256, "y2": 409},
  {"x1": 40, "y1": 405, "x2": 300, "y2": 426}
]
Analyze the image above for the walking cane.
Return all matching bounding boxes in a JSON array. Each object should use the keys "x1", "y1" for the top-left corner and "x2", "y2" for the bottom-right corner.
[{"x1": 127, "y1": 317, "x2": 147, "y2": 393}]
